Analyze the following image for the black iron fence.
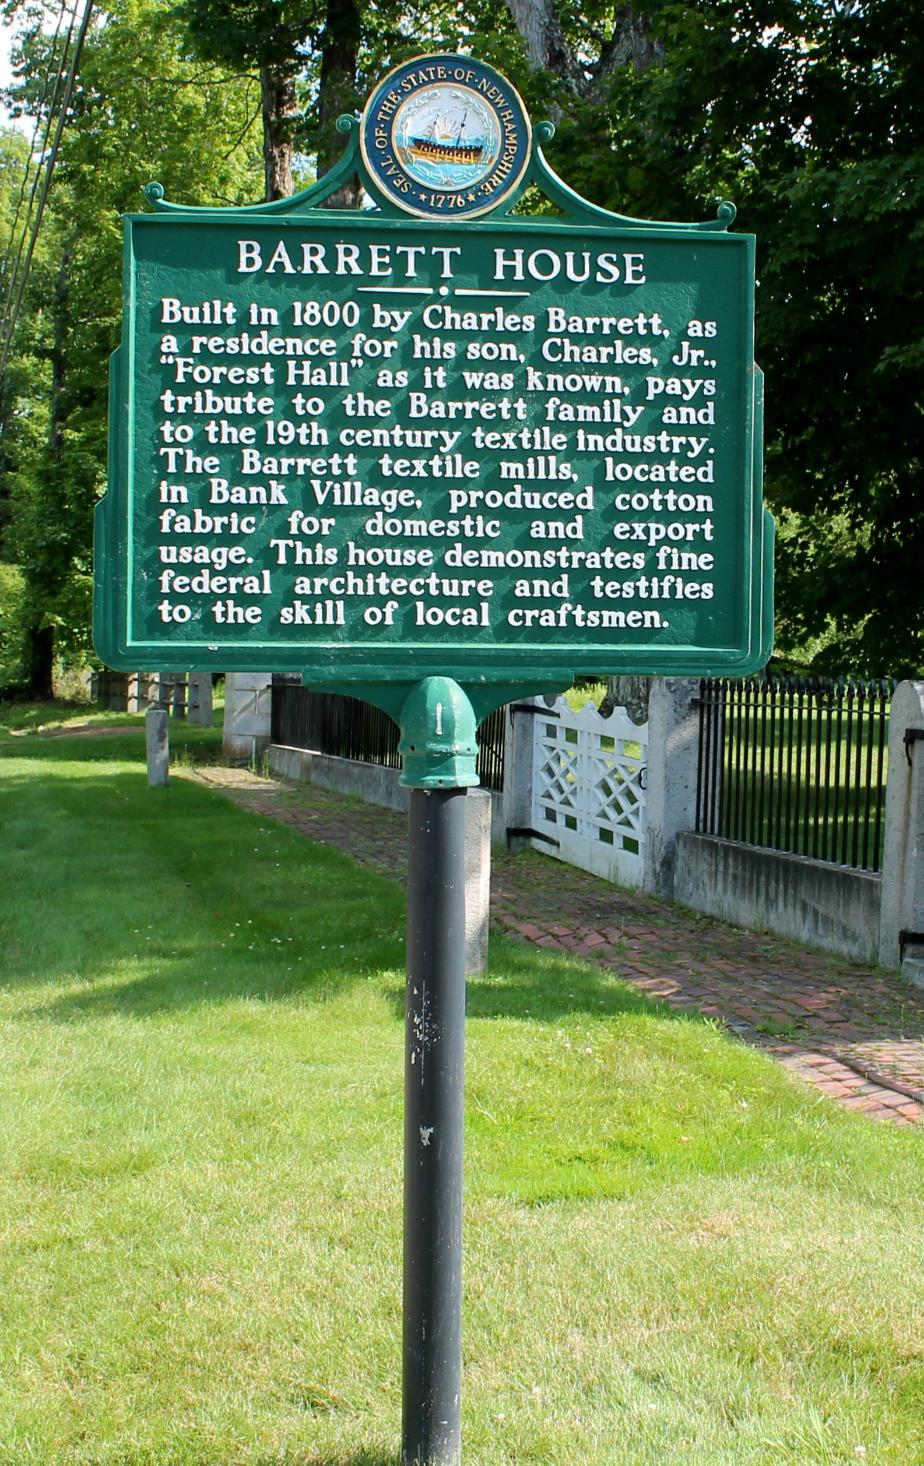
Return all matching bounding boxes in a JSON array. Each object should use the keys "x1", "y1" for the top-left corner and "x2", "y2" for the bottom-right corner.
[
  {"x1": 475, "y1": 703, "x2": 506, "y2": 792},
  {"x1": 271, "y1": 677, "x2": 507, "y2": 792},
  {"x1": 696, "y1": 676, "x2": 893, "y2": 872}
]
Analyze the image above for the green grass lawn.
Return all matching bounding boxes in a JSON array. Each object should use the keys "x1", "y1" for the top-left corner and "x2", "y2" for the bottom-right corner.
[
  {"x1": 2, "y1": 720, "x2": 923, "y2": 1465},
  {"x1": 0, "y1": 693, "x2": 224, "y2": 742}
]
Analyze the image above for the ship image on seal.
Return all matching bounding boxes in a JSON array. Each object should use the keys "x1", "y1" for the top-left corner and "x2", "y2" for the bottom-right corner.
[
  {"x1": 395, "y1": 85, "x2": 501, "y2": 189},
  {"x1": 406, "y1": 112, "x2": 485, "y2": 168}
]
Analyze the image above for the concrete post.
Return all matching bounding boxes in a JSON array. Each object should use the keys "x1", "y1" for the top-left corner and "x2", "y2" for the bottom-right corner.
[
  {"x1": 642, "y1": 678, "x2": 701, "y2": 899},
  {"x1": 501, "y1": 698, "x2": 539, "y2": 852},
  {"x1": 188, "y1": 673, "x2": 213, "y2": 727},
  {"x1": 222, "y1": 672, "x2": 273, "y2": 763},
  {"x1": 464, "y1": 788, "x2": 492, "y2": 974},
  {"x1": 879, "y1": 681, "x2": 924, "y2": 979},
  {"x1": 146, "y1": 708, "x2": 169, "y2": 786}
]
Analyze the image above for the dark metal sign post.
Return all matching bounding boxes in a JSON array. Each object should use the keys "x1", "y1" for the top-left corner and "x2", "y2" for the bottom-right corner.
[
  {"x1": 94, "y1": 50, "x2": 773, "y2": 1466},
  {"x1": 404, "y1": 785, "x2": 467, "y2": 1464},
  {"x1": 400, "y1": 679, "x2": 478, "y2": 1465}
]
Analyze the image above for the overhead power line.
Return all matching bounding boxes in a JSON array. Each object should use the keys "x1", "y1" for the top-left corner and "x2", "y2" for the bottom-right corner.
[
  {"x1": 0, "y1": 0, "x2": 94, "y2": 379},
  {"x1": 0, "y1": 0, "x2": 80, "y2": 307}
]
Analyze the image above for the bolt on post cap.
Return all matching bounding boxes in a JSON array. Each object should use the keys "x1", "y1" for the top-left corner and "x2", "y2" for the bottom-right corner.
[{"x1": 398, "y1": 676, "x2": 480, "y2": 789}]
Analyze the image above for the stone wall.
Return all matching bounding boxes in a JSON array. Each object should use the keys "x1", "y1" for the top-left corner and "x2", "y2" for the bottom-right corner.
[{"x1": 675, "y1": 833, "x2": 882, "y2": 965}]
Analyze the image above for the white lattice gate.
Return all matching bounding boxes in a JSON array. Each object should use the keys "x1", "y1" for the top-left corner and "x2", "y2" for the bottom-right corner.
[{"x1": 530, "y1": 698, "x2": 648, "y2": 887}]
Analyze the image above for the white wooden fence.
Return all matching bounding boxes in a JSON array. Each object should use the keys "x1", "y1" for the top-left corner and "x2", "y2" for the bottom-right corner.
[{"x1": 530, "y1": 698, "x2": 649, "y2": 887}]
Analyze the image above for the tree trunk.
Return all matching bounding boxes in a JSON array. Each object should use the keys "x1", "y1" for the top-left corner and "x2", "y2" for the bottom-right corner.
[
  {"x1": 505, "y1": 0, "x2": 663, "y2": 95},
  {"x1": 316, "y1": 0, "x2": 361, "y2": 209},
  {"x1": 600, "y1": 676, "x2": 651, "y2": 725},
  {"x1": 504, "y1": 0, "x2": 577, "y2": 81},
  {"x1": 25, "y1": 623, "x2": 54, "y2": 699},
  {"x1": 598, "y1": 4, "x2": 665, "y2": 78},
  {"x1": 260, "y1": 65, "x2": 297, "y2": 201}
]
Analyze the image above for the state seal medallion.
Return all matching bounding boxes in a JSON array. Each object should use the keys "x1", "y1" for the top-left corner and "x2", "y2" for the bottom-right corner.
[{"x1": 360, "y1": 55, "x2": 531, "y2": 219}]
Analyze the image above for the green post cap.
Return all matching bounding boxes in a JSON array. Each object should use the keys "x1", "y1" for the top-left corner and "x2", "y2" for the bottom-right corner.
[{"x1": 398, "y1": 676, "x2": 480, "y2": 790}]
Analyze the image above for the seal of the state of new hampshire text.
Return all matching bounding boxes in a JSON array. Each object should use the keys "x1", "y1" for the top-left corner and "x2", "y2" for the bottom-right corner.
[{"x1": 360, "y1": 55, "x2": 531, "y2": 219}]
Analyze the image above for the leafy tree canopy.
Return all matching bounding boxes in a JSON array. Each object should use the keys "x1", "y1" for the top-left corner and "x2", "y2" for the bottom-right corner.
[
  {"x1": 0, "y1": 0, "x2": 919, "y2": 686},
  {"x1": 514, "y1": 0, "x2": 922, "y2": 674},
  {"x1": 0, "y1": 0, "x2": 262, "y2": 690}
]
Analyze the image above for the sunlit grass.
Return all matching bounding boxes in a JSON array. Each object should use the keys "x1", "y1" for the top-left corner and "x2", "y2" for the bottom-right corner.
[{"x1": 2, "y1": 731, "x2": 923, "y2": 1464}]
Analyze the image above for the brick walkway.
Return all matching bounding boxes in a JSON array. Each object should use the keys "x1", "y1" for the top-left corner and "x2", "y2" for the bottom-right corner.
[{"x1": 186, "y1": 766, "x2": 924, "y2": 1126}]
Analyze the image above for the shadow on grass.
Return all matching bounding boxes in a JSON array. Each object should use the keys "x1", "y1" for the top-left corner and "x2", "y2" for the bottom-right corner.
[
  {"x1": 380, "y1": 934, "x2": 692, "y2": 1029},
  {"x1": 0, "y1": 696, "x2": 101, "y2": 734},
  {"x1": 0, "y1": 719, "x2": 221, "y2": 764},
  {"x1": 25, "y1": 912, "x2": 687, "y2": 1033},
  {"x1": 2, "y1": 760, "x2": 406, "y2": 1018},
  {"x1": 4, "y1": 737, "x2": 701, "y2": 1034},
  {"x1": 469, "y1": 937, "x2": 676, "y2": 1024}
]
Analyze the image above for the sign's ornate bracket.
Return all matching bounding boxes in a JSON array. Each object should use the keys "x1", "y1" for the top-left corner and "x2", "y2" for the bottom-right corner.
[
  {"x1": 304, "y1": 677, "x2": 573, "y2": 789},
  {"x1": 142, "y1": 114, "x2": 737, "y2": 234},
  {"x1": 503, "y1": 122, "x2": 737, "y2": 233},
  {"x1": 143, "y1": 115, "x2": 368, "y2": 217}
]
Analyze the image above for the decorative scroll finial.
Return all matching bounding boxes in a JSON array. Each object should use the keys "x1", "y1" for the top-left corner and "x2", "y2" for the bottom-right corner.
[{"x1": 140, "y1": 72, "x2": 740, "y2": 233}]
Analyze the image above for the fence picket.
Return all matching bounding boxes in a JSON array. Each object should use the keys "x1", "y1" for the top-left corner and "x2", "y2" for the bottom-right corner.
[
  {"x1": 269, "y1": 676, "x2": 891, "y2": 880},
  {"x1": 270, "y1": 679, "x2": 507, "y2": 791},
  {"x1": 696, "y1": 674, "x2": 892, "y2": 872}
]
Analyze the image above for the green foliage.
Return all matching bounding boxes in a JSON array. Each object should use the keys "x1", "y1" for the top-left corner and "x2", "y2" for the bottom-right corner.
[
  {"x1": 0, "y1": 559, "x2": 27, "y2": 686},
  {"x1": 1, "y1": 0, "x2": 920, "y2": 676},
  {"x1": 0, "y1": 0, "x2": 263, "y2": 689},
  {"x1": 533, "y1": 0, "x2": 923, "y2": 674},
  {"x1": 178, "y1": 0, "x2": 313, "y2": 72}
]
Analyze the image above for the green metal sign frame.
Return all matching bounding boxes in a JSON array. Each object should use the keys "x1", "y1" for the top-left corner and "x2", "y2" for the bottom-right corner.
[
  {"x1": 92, "y1": 59, "x2": 776, "y2": 1466},
  {"x1": 94, "y1": 106, "x2": 773, "y2": 699}
]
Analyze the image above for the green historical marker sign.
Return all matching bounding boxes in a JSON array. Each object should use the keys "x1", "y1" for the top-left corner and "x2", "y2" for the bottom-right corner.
[
  {"x1": 94, "y1": 56, "x2": 772, "y2": 690},
  {"x1": 93, "y1": 56, "x2": 776, "y2": 1466}
]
